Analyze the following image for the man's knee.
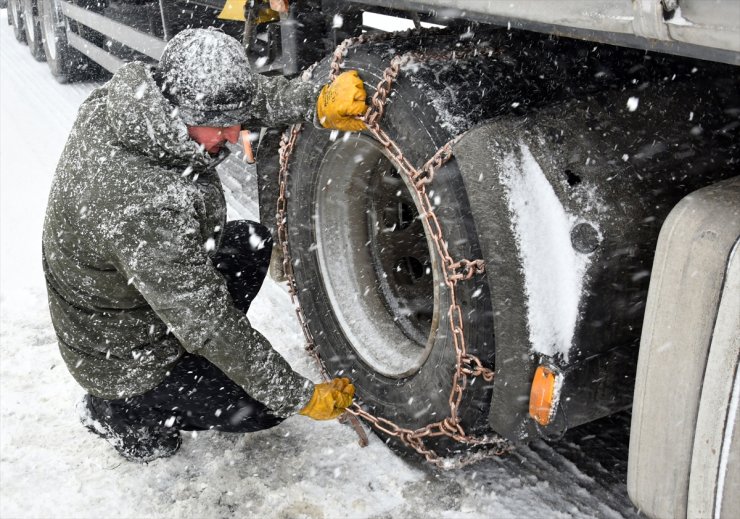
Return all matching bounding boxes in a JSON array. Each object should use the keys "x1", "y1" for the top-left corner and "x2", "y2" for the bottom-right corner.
[
  {"x1": 214, "y1": 221, "x2": 273, "y2": 313},
  {"x1": 221, "y1": 220, "x2": 273, "y2": 255}
]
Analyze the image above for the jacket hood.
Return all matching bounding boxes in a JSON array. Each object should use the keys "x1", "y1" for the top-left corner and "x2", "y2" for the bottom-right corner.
[{"x1": 105, "y1": 62, "x2": 214, "y2": 169}]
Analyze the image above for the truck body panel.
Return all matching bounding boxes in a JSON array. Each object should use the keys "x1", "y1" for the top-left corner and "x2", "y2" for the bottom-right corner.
[{"x1": 354, "y1": 0, "x2": 740, "y2": 64}]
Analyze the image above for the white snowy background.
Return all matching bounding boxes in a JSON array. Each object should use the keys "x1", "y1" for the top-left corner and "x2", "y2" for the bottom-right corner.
[{"x1": 0, "y1": 10, "x2": 640, "y2": 518}]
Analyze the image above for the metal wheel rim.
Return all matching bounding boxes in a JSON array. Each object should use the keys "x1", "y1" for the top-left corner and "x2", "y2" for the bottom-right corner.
[
  {"x1": 22, "y1": 0, "x2": 35, "y2": 43},
  {"x1": 10, "y1": 0, "x2": 22, "y2": 29},
  {"x1": 314, "y1": 134, "x2": 440, "y2": 379},
  {"x1": 41, "y1": 0, "x2": 58, "y2": 60}
]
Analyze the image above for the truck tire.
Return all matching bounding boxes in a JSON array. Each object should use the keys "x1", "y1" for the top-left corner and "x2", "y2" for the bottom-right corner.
[
  {"x1": 21, "y1": 0, "x2": 45, "y2": 60},
  {"x1": 628, "y1": 177, "x2": 740, "y2": 519},
  {"x1": 284, "y1": 39, "x2": 500, "y2": 454},
  {"x1": 8, "y1": 0, "x2": 26, "y2": 43},
  {"x1": 287, "y1": 136, "x2": 495, "y2": 453},
  {"x1": 255, "y1": 127, "x2": 288, "y2": 282},
  {"x1": 39, "y1": 0, "x2": 88, "y2": 82}
]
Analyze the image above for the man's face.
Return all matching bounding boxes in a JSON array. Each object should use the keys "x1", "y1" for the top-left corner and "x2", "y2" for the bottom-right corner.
[{"x1": 187, "y1": 125, "x2": 241, "y2": 154}]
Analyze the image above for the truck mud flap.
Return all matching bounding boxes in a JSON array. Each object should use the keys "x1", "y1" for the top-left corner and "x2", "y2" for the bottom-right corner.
[{"x1": 450, "y1": 90, "x2": 739, "y2": 442}]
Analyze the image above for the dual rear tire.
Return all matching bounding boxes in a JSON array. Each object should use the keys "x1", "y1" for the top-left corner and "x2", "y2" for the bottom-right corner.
[
  {"x1": 8, "y1": 0, "x2": 26, "y2": 43},
  {"x1": 38, "y1": 0, "x2": 89, "y2": 82},
  {"x1": 8, "y1": 0, "x2": 93, "y2": 82},
  {"x1": 21, "y1": 0, "x2": 45, "y2": 61}
]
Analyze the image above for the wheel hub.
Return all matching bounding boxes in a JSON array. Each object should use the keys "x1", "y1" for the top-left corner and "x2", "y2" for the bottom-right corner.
[
  {"x1": 23, "y1": 0, "x2": 35, "y2": 43},
  {"x1": 10, "y1": 0, "x2": 21, "y2": 27},
  {"x1": 314, "y1": 135, "x2": 439, "y2": 378},
  {"x1": 42, "y1": 2, "x2": 58, "y2": 61}
]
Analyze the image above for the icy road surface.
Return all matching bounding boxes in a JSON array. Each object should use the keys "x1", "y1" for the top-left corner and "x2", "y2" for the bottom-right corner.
[{"x1": 0, "y1": 11, "x2": 640, "y2": 518}]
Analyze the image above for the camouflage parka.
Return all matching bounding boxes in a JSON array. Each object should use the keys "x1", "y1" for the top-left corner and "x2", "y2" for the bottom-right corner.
[{"x1": 42, "y1": 61, "x2": 319, "y2": 416}]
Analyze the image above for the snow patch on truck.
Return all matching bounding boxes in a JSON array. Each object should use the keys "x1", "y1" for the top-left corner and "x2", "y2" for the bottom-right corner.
[
  {"x1": 501, "y1": 143, "x2": 590, "y2": 362},
  {"x1": 667, "y1": 7, "x2": 694, "y2": 27},
  {"x1": 402, "y1": 58, "x2": 474, "y2": 134}
]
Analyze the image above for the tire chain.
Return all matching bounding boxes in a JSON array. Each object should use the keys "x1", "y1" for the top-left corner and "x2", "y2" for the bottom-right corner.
[{"x1": 276, "y1": 34, "x2": 511, "y2": 468}]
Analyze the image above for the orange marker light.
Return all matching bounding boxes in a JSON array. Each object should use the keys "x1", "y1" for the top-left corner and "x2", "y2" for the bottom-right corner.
[{"x1": 529, "y1": 365, "x2": 558, "y2": 426}]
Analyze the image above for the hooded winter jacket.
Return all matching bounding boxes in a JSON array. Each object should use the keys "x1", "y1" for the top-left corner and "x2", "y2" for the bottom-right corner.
[{"x1": 42, "y1": 62, "x2": 318, "y2": 417}]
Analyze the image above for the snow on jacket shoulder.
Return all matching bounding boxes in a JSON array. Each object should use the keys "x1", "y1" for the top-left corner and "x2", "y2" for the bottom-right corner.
[{"x1": 42, "y1": 62, "x2": 313, "y2": 416}]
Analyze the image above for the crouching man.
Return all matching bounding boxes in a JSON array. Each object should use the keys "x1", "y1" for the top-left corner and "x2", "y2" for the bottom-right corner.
[{"x1": 42, "y1": 29, "x2": 364, "y2": 461}]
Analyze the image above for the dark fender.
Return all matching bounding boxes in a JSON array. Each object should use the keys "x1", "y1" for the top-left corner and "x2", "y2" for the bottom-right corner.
[{"x1": 452, "y1": 88, "x2": 739, "y2": 442}]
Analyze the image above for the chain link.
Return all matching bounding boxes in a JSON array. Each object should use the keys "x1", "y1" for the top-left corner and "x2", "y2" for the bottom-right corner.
[
  {"x1": 276, "y1": 125, "x2": 370, "y2": 447},
  {"x1": 275, "y1": 36, "x2": 509, "y2": 467}
]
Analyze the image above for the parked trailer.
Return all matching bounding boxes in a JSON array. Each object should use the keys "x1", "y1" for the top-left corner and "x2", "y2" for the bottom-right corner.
[{"x1": 6, "y1": 1, "x2": 739, "y2": 517}]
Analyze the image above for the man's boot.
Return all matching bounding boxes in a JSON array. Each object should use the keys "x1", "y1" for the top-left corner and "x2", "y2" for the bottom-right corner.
[{"x1": 77, "y1": 394, "x2": 181, "y2": 462}]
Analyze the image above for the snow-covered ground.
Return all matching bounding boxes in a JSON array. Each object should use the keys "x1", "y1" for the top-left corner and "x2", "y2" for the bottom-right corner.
[{"x1": 0, "y1": 11, "x2": 640, "y2": 518}]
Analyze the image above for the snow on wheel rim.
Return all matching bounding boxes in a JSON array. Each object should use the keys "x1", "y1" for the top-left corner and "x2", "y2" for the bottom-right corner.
[
  {"x1": 314, "y1": 134, "x2": 440, "y2": 378},
  {"x1": 41, "y1": 0, "x2": 58, "y2": 61},
  {"x1": 22, "y1": 0, "x2": 35, "y2": 44},
  {"x1": 10, "y1": 0, "x2": 22, "y2": 29}
]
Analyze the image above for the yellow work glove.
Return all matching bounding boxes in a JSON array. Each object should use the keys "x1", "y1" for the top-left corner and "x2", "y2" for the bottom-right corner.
[
  {"x1": 316, "y1": 70, "x2": 367, "y2": 132},
  {"x1": 299, "y1": 377, "x2": 356, "y2": 420}
]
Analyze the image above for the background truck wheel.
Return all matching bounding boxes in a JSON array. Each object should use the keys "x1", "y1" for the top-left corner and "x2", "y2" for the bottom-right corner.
[
  {"x1": 21, "y1": 0, "x2": 45, "y2": 61},
  {"x1": 8, "y1": 0, "x2": 26, "y2": 43},
  {"x1": 284, "y1": 36, "x2": 509, "y2": 454},
  {"x1": 39, "y1": 0, "x2": 90, "y2": 81}
]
